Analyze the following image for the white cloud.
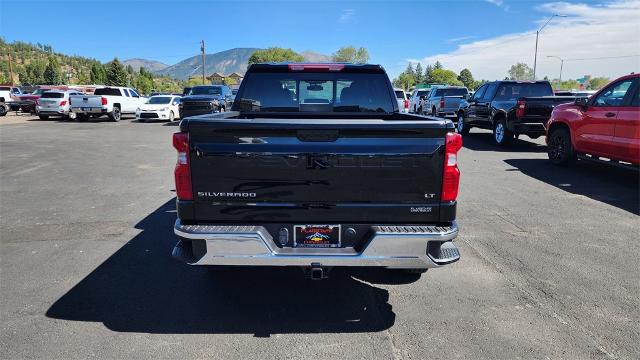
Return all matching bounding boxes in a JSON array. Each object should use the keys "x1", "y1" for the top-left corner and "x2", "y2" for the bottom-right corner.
[
  {"x1": 339, "y1": 9, "x2": 355, "y2": 24},
  {"x1": 410, "y1": 0, "x2": 640, "y2": 81},
  {"x1": 486, "y1": 0, "x2": 510, "y2": 11},
  {"x1": 446, "y1": 36, "x2": 476, "y2": 44}
]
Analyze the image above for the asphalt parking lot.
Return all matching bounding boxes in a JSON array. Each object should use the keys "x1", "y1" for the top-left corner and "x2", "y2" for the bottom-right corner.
[{"x1": 1, "y1": 113, "x2": 638, "y2": 359}]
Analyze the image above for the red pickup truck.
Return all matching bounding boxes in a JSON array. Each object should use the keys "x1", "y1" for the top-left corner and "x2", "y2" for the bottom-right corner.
[{"x1": 546, "y1": 74, "x2": 639, "y2": 167}]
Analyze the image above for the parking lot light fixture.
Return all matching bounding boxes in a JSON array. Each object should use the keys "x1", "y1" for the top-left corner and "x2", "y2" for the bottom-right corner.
[
  {"x1": 547, "y1": 55, "x2": 564, "y2": 87},
  {"x1": 533, "y1": 14, "x2": 567, "y2": 79}
]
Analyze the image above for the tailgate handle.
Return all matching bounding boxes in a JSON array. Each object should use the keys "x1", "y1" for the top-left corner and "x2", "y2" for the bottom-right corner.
[{"x1": 297, "y1": 130, "x2": 339, "y2": 142}]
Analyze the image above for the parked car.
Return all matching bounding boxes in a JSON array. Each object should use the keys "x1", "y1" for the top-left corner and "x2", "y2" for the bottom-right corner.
[
  {"x1": 546, "y1": 73, "x2": 639, "y2": 168},
  {"x1": 69, "y1": 86, "x2": 147, "y2": 121},
  {"x1": 394, "y1": 88, "x2": 409, "y2": 113},
  {"x1": 179, "y1": 85, "x2": 233, "y2": 119},
  {"x1": 136, "y1": 95, "x2": 181, "y2": 122},
  {"x1": 16, "y1": 88, "x2": 51, "y2": 113},
  {"x1": 456, "y1": 80, "x2": 575, "y2": 145},
  {"x1": 0, "y1": 86, "x2": 22, "y2": 116},
  {"x1": 36, "y1": 89, "x2": 84, "y2": 120},
  {"x1": 424, "y1": 86, "x2": 469, "y2": 118},
  {"x1": 171, "y1": 63, "x2": 462, "y2": 279},
  {"x1": 408, "y1": 88, "x2": 431, "y2": 113},
  {"x1": 0, "y1": 85, "x2": 22, "y2": 103}
]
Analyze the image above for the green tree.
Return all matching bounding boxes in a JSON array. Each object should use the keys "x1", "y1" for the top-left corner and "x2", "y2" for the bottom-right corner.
[
  {"x1": 43, "y1": 56, "x2": 61, "y2": 85},
  {"x1": 248, "y1": 47, "x2": 304, "y2": 64},
  {"x1": 429, "y1": 69, "x2": 462, "y2": 86},
  {"x1": 414, "y1": 63, "x2": 424, "y2": 84},
  {"x1": 223, "y1": 76, "x2": 237, "y2": 86},
  {"x1": 457, "y1": 68, "x2": 475, "y2": 89},
  {"x1": 90, "y1": 62, "x2": 106, "y2": 84},
  {"x1": 424, "y1": 64, "x2": 434, "y2": 83},
  {"x1": 507, "y1": 63, "x2": 534, "y2": 80},
  {"x1": 558, "y1": 79, "x2": 581, "y2": 90},
  {"x1": 105, "y1": 58, "x2": 128, "y2": 86},
  {"x1": 331, "y1": 46, "x2": 369, "y2": 63},
  {"x1": 404, "y1": 63, "x2": 415, "y2": 80},
  {"x1": 393, "y1": 72, "x2": 415, "y2": 90},
  {"x1": 433, "y1": 61, "x2": 443, "y2": 70},
  {"x1": 588, "y1": 77, "x2": 610, "y2": 90}
]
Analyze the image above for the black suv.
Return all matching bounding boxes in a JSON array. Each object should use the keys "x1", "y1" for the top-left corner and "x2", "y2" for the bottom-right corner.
[{"x1": 179, "y1": 85, "x2": 234, "y2": 118}]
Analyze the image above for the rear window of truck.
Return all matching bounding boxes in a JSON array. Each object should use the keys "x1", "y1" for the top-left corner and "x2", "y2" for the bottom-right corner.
[
  {"x1": 434, "y1": 88, "x2": 468, "y2": 97},
  {"x1": 94, "y1": 88, "x2": 122, "y2": 96},
  {"x1": 234, "y1": 72, "x2": 394, "y2": 113},
  {"x1": 41, "y1": 92, "x2": 64, "y2": 98},
  {"x1": 494, "y1": 83, "x2": 553, "y2": 101}
]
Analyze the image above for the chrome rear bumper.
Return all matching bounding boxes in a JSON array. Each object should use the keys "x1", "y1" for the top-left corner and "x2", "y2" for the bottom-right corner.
[{"x1": 173, "y1": 220, "x2": 460, "y2": 269}]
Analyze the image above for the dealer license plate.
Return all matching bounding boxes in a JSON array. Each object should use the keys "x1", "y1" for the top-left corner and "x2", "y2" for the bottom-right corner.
[{"x1": 294, "y1": 225, "x2": 341, "y2": 248}]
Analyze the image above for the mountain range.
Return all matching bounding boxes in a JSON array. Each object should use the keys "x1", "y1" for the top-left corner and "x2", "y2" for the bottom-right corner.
[{"x1": 123, "y1": 48, "x2": 331, "y2": 80}]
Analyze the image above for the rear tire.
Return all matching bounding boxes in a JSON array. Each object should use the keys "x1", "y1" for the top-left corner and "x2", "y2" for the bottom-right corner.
[
  {"x1": 169, "y1": 110, "x2": 175, "y2": 122},
  {"x1": 109, "y1": 107, "x2": 121, "y2": 122},
  {"x1": 0, "y1": 104, "x2": 7, "y2": 117},
  {"x1": 493, "y1": 118, "x2": 513, "y2": 146},
  {"x1": 39, "y1": 115, "x2": 49, "y2": 120},
  {"x1": 547, "y1": 127, "x2": 576, "y2": 166},
  {"x1": 457, "y1": 113, "x2": 470, "y2": 135}
]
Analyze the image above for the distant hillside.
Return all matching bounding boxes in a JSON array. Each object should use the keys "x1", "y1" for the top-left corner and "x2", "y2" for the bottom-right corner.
[
  {"x1": 155, "y1": 48, "x2": 260, "y2": 80},
  {"x1": 301, "y1": 50, "x2": 331, "y2": 62},
  {"x1": 123, "y1": 58, "x2": 168, "y2": 72}
]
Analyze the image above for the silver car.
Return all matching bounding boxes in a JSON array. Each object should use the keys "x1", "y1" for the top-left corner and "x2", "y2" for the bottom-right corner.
[{"x1": 36, "y1": 90, "x2": 84, "y2": 120}]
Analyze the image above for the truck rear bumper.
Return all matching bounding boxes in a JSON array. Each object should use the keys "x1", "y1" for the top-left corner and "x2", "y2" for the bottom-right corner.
[
  {"x1": 70, "y1": 107, "x2": 108, "y2": 114},
  {"x1": 172, "y1": 220, "x2": 460, "y2": 269},
  {"x1": 508, "y1": 122, "x2": 546, "y2": 136}
]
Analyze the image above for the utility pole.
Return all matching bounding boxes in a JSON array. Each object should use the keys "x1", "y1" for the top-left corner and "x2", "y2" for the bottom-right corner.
[
  {"x1": 200, "y1": 40, "x2": 206, "y2": 85},
  {"x1": 8, "y1": 52, "x2": 15, "y2": 85},
  {"x1": 547, "y1": 56, "x2": 564, "y2": 89},
  {"x1": 533, "y1": 14, "x2": 567, "y2": 80}
]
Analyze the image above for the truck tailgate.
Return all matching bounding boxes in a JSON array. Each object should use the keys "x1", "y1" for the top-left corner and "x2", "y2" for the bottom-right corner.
[
  {"x1": 186, "y1": 118, "x2": 449, "y2": 223},
  {"x1": 69, "y1": 95, "x2": 102, "y2": 108}
]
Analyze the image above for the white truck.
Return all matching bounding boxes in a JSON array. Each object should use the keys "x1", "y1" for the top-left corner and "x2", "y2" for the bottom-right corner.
[
  {"x1": 0, "y1": 86, "x2": 22, "y2": 116},
  {"x1": 69, "y1": 86, "x2": 147, "y2": 121}
]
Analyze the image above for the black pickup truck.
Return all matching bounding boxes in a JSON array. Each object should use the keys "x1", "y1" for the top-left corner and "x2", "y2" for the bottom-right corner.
[
  {"x1": 457, "y1": 80, "x2": 575, "y2": 145},
  {"x1": 171, "y1": 63, "x2": 462, "y2": 279},
  {"x1": 179, "y1": 85, "x2": 234, "y2": 118}
]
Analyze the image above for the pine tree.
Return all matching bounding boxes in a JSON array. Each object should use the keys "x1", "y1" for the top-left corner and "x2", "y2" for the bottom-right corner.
[
  {"x1": 415, "y1": 63, "x2": 424, "y2": 84},
  {"x1": 105, "y1": 58, "x2": 128, "y2": 86},
  {"x1": 43, "y1": 56, "x2": 61, "y2": 85}
]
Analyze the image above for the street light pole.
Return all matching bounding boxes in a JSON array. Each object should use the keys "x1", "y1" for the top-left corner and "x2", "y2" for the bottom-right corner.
[
  {"x1": 533, "y1": 14, "x2": 567, "y2": 80},
  {"x1": 547, "y1": 56, "x2": 564, "y2": 88}
]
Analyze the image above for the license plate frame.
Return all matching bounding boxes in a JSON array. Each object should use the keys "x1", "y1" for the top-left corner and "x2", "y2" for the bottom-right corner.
[{"x1": 294, "y1": 225, "x2": 341, "y2": 248}]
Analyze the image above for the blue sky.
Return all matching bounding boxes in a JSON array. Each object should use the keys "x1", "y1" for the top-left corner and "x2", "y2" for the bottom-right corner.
[{"x1": 1, "y1": 0, "x2": 638, "y2": 80}]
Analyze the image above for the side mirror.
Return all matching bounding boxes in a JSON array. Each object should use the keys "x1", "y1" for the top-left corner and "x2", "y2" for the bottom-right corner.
[
  {"x1": 574, "y1": 97, "x2": 589, "y2": 108},
  {"x1": 462, "y1": 94, "x2": 469, "y2": 100}
]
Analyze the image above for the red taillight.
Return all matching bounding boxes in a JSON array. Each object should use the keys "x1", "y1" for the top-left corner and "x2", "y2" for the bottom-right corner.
[
  {"x1": 173, "y1": 132, "x2": 193, "y2": 200},
  {"x1": 101, "y1": 96, "x2": 107, "y2": 106},
  {"x1": 404, "y1": 99, "x2": 409, "y2": 109},
  {"x1": 439, "y1": 98, "x2": 445, "y2": 109},
  {"x1": 288, "y1": 63, "x2": 344, "y2": 72},
  {"x1": 516, "y1": 99, "x2": 525, "y2": 119},
  {"x1": 441, "y1": 132, "x2": 462, "y2": 202},
  {"x1": 59, "y1": 100, "x2": 67, "y2": 106}
]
